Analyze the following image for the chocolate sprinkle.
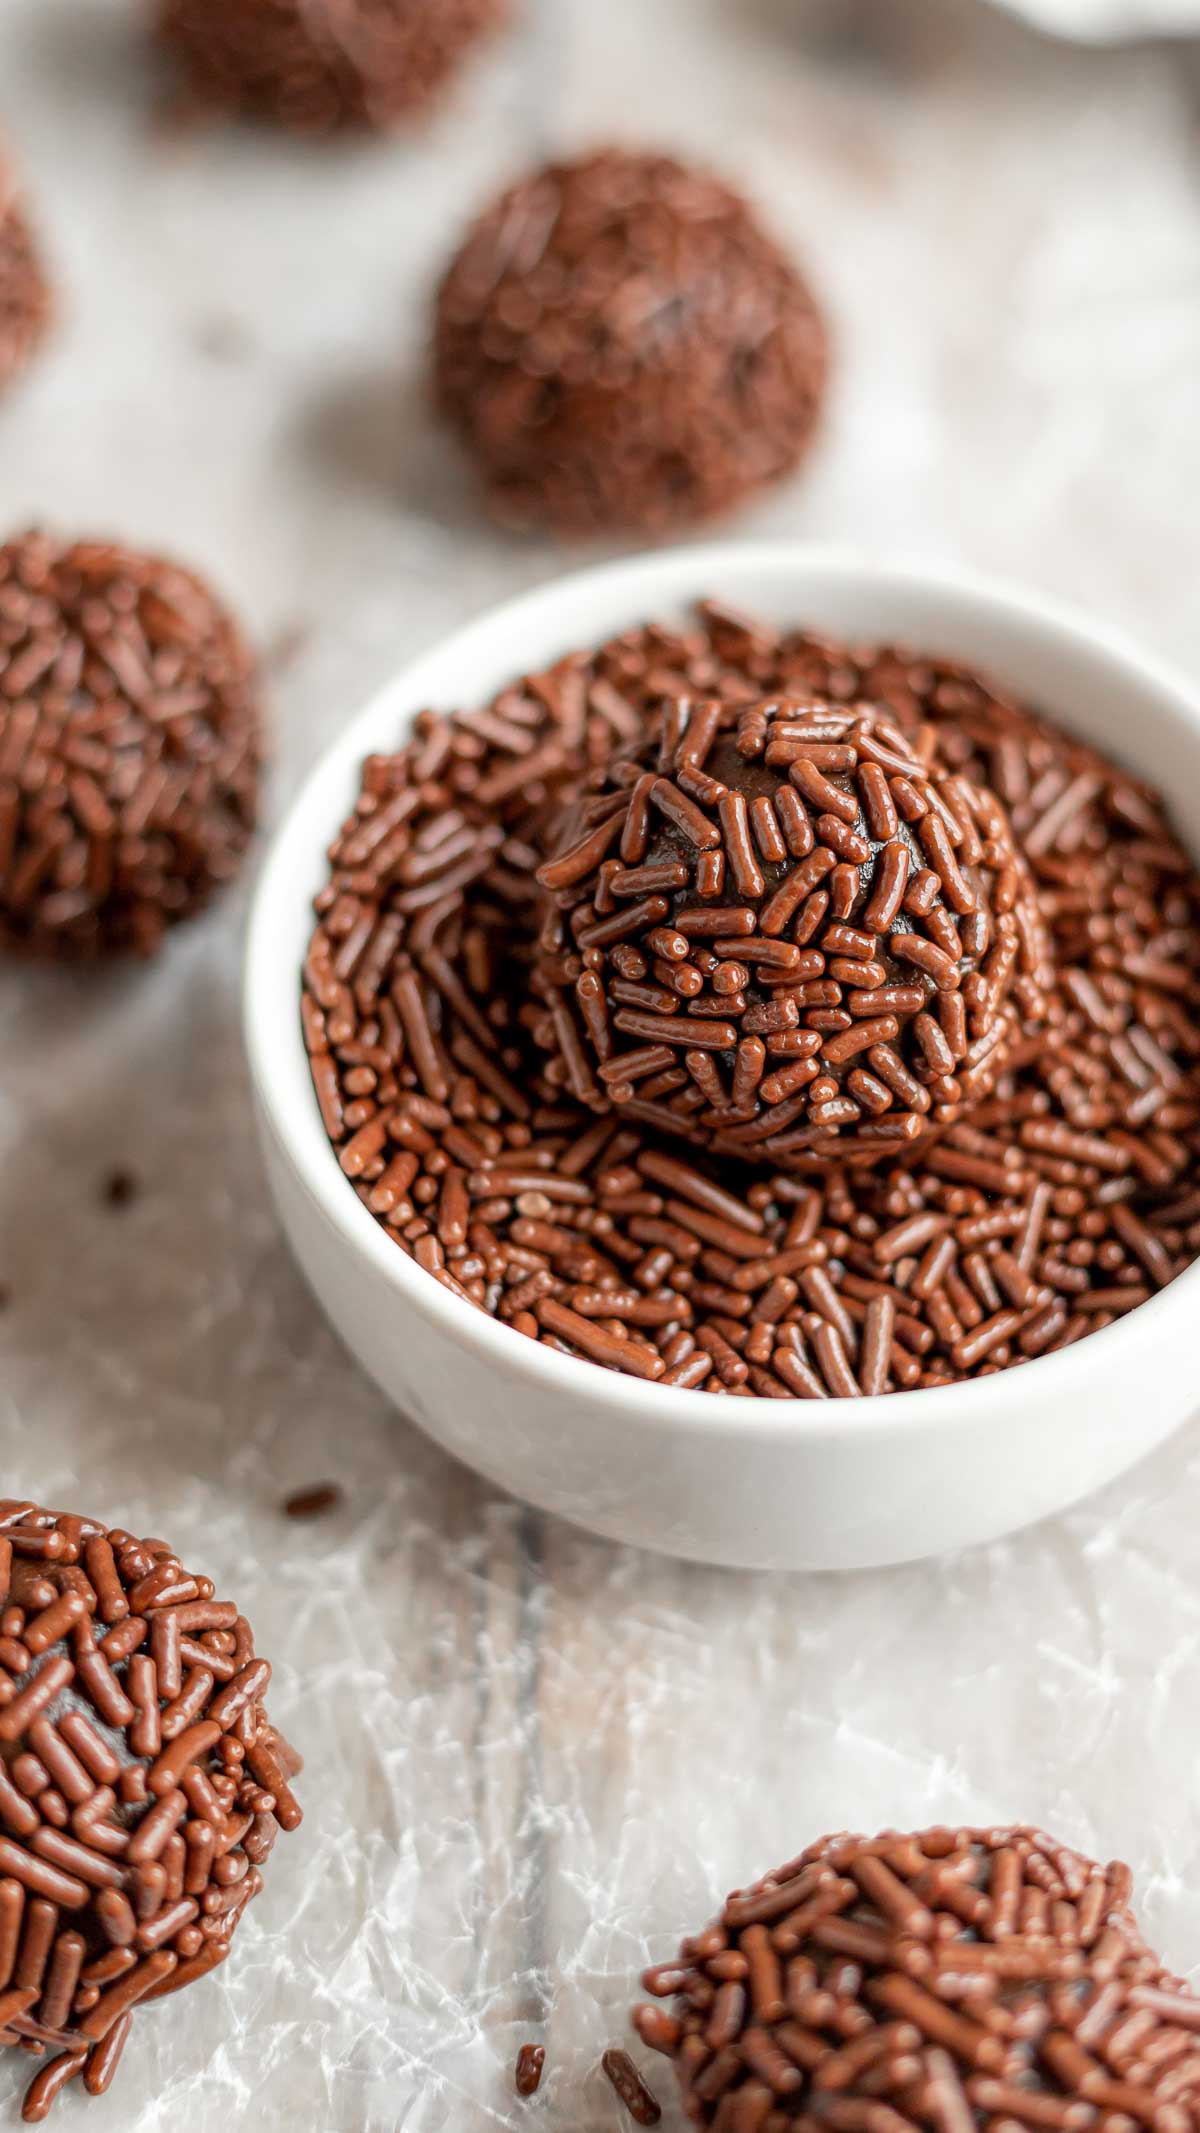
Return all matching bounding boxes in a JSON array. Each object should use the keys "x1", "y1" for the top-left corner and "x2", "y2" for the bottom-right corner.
[
  {"x1": 434, "y1": 150, "x2": 828, "y2": 535},
  {"x1": 603, "y1": 2045, "x2": 663, "y2": 2124},
  {"x1": 0, "y1": 168, "x2": 50, "y2": 394},
  {"x1": 156, "y1": 0, "x2": 506, "y2": 135},
  {"x1": 633, "y1": 1825, "x2": 1200, "y2": 2133},
  {"x1": 515, "y1": 2041, "x2": 545, "y2": 2097},
  {"x1": 302, "y1": 599, "x2": 1200, "y2": 1398},
  {"x1": 0, "y1": 1500, "x2": 301, "y2": 2121},
  {"x1": 280, "y1": 1485, "x2": 342, "y2": 1521},
  {"x1": 101, "y1": 1171, "x2": 139, "y2": 1211},
  {"x1": 0, "y1": 531, "x2": 261, "y2": 960},
  {"x1": 534, "y1": 696, "x2": 1047, "y2": 1165}
]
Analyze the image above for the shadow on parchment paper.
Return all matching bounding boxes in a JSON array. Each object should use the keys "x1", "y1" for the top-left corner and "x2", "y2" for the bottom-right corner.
[
  {"x1": 296, "y1": 364, "x2": 511, "y2": 541},
  {"x1": 731, "y1": 0, "x2": 966, "y2": 73},
  {"x1": 17, "y1": 0, "x2": 157, "y2": 111},
  {"x1": 0, "y1": 934, "x2": 481, "y2": 1526}
]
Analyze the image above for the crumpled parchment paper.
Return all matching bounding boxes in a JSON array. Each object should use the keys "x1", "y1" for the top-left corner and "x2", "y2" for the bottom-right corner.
[{"x1": 2, "y1": 0, "x2": 1200, "y2": 2128}]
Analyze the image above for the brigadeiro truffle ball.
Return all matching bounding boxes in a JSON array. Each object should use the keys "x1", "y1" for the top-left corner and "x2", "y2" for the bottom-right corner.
[
  {"x1": 434, "y1": 149, "x2": 828, "y2": 536},
  {"x1": 533, "y1": 695, "x2": 1048, "y2": 1166},
  {"x1": 0, "y1": 531, "x2": 261, "y2": 960},
  {"x1": 634, "y1": 1824, "x2": 1200, "y2": 2133},
  {"x1": 0, "y1": 166, "x2": 51, "y2": 392},
  {"x1": 0, "y1": 1500, "x2": 300, "y2": 2122},
  {"x1": 155, "y1": 0, "x2": 506, "y2": 135}
]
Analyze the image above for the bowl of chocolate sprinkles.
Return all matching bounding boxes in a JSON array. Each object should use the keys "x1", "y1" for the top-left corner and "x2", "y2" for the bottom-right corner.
[
  {"x1": 633, "y1": 1823, "x2": 1200, "y2": 2132},
  {"x1": 245, "y1": 544, "x2": 1200, "y2": 1570}
]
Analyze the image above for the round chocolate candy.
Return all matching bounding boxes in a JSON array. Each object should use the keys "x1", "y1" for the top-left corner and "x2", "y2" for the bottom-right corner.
[
  {"x1": 0, "y1": 166, "x2": 51, "y2": 393},
  {"x1": 634, "y1": 1824, "x2": 1200, "y2": 2133},
  {"x1": 434, "y1": 148, "x2": 828, "y2": 536},
  {"x1": 533, "y1": 696, "x2": 1048, "y2": 1167},
  {"x1": 155, "y1": 0, "x2": 505, "y2": 134},
  {"x1": 0, "y1": 1501, "x2": 300, "y2": 2121},
  {"x1": 0, "y1": 531, "x2": 261, "y2": 960}
]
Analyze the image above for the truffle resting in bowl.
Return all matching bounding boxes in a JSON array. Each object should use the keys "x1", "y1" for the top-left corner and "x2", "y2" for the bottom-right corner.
[
  {"x1": 635, "y1": 1823, "x2": 1200, "y2": 2130},
  {"x1": 0, "y1": 1500, "x2": 300, "y2": 2121},
  {"x1": 534, "y1": 695, "x2": 1050, "y2": 1166},
  {"x1": 434, "y1": 149, "x2": 829, "y2": 535},
  {"x1": 0, "y1": 531, "x2": 261, "y2": 960}
]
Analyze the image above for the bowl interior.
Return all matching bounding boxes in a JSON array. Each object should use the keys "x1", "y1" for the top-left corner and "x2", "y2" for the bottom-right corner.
[{"x1": 244, "y1": 542, "x2": 1200, "y2": 1422}]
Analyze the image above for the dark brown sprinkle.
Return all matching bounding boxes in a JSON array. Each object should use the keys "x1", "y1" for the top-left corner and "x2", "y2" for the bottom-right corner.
[
  {"x1": 0, "y1": 169, "x2": 51, "y2": 393},
  {"x1": 0, "y1": 531, "x2": 261, "y2": 961},
  {"x1": 101, "y1": 1170, "x2": 139, "y2": 1211},
  {"x1": 280, "y1": 1484, "x2": 343, "y2": 1520},
  {"x1": 302, "y1": 599, "x2": 1200, "y2": 1401},
  {"x1": 0, "y1": 1500, "x2": 301, "y2": 2120},
  {"x1": 434, "y1": 149, "x2": 828, "y2": 536},
  {"x1": 635, "y1": 1825, "x2": 1196, "y2": 2133},
  {"x1": 155, "y1": 0, "x2": 505, "y2": 135},
  {"x1": 602, "y1": 2046, "x2": 662, "y2": 2125},
  {"x1": 515, "y1": 2041, "x2": 545, "y2": 2097}
]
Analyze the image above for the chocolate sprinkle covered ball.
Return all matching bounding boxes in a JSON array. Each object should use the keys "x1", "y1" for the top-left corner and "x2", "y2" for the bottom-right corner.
[
  {"x1": 534, "y1": 697, "x2": 1049, "y2": 1166},
  {"x1": 0, "y1": 1501, "x2": 300, "y2": 2122},
  {"x1": 0, "y1": 169, "x2": 50, "y2": 392},
  {"x1": 634, "y1": 1824, "x2": 1200, "y2": 2133},
  {"x1": 156, "y1": 0, "x2": 505, "y2": 135},
  {"x1": 434, "y1": 150, "x2": 828, "y2": 535},
  {"x1": 0, "y1": 531, "x2": 261, "y2": 960}
]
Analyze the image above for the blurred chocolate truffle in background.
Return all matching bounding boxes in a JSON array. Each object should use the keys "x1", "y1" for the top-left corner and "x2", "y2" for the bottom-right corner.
[
  {"x1": 0, "y1": 161, "x2": 50, "y2": 393},
  {"x1": 434, "y1": 148, "x2": 828, "y2": 536},
  {"x1": 155, "y1": 0, "x2": 507, "y2": 135},
  {"x1": 634, "y1": 1824, "x2": 1200, "y2": 2132},
  {"x1": 533, "y1": 694, "x2": 1048, "y2": 1167},
  {"x1": 0, "y1": 1500, "x2": 301, "y2": 2122},
  {"x1": 0, "y1": 532, "x2": 261, "y2": 961}
]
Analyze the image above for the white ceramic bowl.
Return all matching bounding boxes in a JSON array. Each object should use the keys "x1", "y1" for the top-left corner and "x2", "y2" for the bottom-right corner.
[{"x1": 244, "y1": 544, "x2": 1200, "y2": 1572}]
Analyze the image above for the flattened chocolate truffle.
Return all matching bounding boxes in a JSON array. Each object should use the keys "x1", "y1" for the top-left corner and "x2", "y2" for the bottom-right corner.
[
  {"x1": 0, "y1": 168, "x2": 50, "y2": 392},
  {"x1": 534, "y1": 696, "x2": 1048, "y2": 1165},
  {"x1": 434, "y1": 149, "x2": 828, "y2": 535},
  {"x1": 635, "y1": 1825, "x2": 1200, "y2": 2133},
  {"x1": 0, "y1": 531, "x2": 261, "y2": 960},
  {"x1": 0, "y1": 1501, "x2": 300, "y2": 2122},
  {"x1": 156, "y1": 0, "x2": 505, "y2": 134}
]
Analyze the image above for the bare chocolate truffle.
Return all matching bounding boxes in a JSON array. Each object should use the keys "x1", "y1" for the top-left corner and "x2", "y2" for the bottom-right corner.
[
  {"x1": 533, "y1": 696, "x2": 1048, "y2": 1166},
  {"x1": 0, "y1": 1500, "x2": 301, "y2": 2122},
  {"x1": 155, "y1": 0, "x2": 506, "y2": 135},
  {"x1": 634, "y1": 1824, "x2": 1200, "y2": 2133},
  {"x1": 0, "y1": 167, "x2": 51, "y2": 392},
  {"x1": 0, "y1": 531, "x2": 261, "y2": 960},
  {"x1": 434, "y1": 149, "x2": 828, "y2": 536}
]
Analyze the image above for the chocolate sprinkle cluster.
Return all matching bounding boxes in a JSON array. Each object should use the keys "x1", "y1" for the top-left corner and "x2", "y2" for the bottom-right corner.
[
  {"x1": 434, "y1": 150, "x2": 828, "y2": 535},
  {"x1": 0, "y1": 531, "x2": 261, "y2": 960},
  {"x1": 0, "y1": 175, "x2": 50, "y2": 393},
  {"x1": 302, "y1": 600, "x2": 1200, "y2": 1398},
  {"x1": 533, "y1": 696, "x2": 1047, "y2": 1165},
  {"x1": 156, "y1": 0, "x2": 505, "y2": 134},
  {"x1": 0, "y1": 1501, "x2": 300, "y2": 2122},
  {"x1": 633, "y1": 1824, "x2": 1200, "y2": 2133}
]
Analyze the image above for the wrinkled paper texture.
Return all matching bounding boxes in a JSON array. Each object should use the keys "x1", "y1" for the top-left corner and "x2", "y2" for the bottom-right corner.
[{"x1": 2, "y1": 1, "x2": 1200, "y2": 2127}]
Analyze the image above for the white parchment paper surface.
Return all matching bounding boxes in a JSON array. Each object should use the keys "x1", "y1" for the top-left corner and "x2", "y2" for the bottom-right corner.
[{"x1": 2, "y1": 1, "x2": 1200, "y2": 2127}]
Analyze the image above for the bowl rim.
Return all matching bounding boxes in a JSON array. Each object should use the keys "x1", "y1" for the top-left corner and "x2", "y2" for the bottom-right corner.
[{"x1": 244, "y1": 539, "x2": 1200, "y2": 1442}]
